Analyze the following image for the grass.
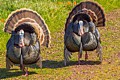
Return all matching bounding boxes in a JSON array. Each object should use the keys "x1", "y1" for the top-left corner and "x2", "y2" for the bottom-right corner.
[
  {"x1": 94, "y1": 0, "x2": 120, "y2": 12},
  {"x1": 0, "y1": 0, "x2": 120, "y2": 80}
]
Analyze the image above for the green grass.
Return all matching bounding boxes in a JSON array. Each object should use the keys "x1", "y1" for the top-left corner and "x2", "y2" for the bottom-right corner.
[
  {"x1": 0, "y1": 0, "x2": 120, "y2": 80},
  {"x1": 95, "y1": 0, "x2": 120, "y2": 12}
]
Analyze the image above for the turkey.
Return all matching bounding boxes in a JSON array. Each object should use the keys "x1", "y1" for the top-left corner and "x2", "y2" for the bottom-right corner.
[
  {"x1": 4, "y1": 8, "x2": 50, "y2": 76},
  {"x1": 64, "y1": 1, "x2": 106, "y2": 66}
]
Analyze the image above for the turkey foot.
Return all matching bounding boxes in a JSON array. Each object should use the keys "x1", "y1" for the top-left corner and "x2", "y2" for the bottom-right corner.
[{"x1": 22, "y1": 67, "x2": 28, "y2": 76}]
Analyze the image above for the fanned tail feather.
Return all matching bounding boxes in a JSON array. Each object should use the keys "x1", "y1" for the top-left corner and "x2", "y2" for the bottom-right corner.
[
  {"x1": 4, "y1": 8, "x2": 50, "y2": 47},
  {"x1": 65, "y1": 1, "x2": 106, "y2": 31}
]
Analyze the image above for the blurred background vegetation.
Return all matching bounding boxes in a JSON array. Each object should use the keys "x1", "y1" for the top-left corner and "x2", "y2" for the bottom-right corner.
[{"x1": 0, "y1": 0, "x2": 120, "y2": 79}]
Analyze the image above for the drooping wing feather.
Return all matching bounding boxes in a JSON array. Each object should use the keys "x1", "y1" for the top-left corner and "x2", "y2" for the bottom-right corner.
[
  {"x1": 6, "y1": 57, "x2": 14, "y2": 69},
  {"x1": 4, "y1": 8, "x2": 50, "y2": 47}
]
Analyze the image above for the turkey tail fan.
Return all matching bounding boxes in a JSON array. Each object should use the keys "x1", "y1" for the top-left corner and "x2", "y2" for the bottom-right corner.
[
  {"x1": 65, "y1": 1, "x2": 106, "y2": 31},
  {"x1": 4, "y1": 8, "x2": 50, "y2": 47}
]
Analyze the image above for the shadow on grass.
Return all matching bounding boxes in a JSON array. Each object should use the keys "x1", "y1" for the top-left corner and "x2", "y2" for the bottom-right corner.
[
  {"x1": 29, "y1": 60, "x2": 65, "y2": 69},
  {"x1": 79, "y1": 60, "x2": 101, "y2": 65},
  {"x1": 0, "y1": 60, "x2": 101, "y2": 79},
  {"x1": 0, "y1": 68, "x2": 37, "y2": 79},
  {"x1": 30, "y1": 60, "x2": 101, "y2": 69}
]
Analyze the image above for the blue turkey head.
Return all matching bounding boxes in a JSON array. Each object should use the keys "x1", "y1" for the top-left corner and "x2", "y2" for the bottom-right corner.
[
  {"x1": 72, "y1": 13, "x2": 91, "y2": 36},
  {"x1": 12, "y1": 29, "x2": 25, "y2": 47},
  {"x1": 18, "y1": 29, "x2": 24, "y2": 47}
]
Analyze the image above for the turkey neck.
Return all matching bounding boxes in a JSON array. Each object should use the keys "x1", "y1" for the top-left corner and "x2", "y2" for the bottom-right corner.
[
  {"x1": 18, "y1": 29, "x2": 25, "y2": 47},
  {"x1": 78, "y1": 21, "x2": 84, "y2": 36}
]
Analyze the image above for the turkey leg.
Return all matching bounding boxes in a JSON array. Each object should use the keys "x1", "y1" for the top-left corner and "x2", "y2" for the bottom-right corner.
[{"x1": 85, "y1": 51, "x2": 88, "y2": 61}]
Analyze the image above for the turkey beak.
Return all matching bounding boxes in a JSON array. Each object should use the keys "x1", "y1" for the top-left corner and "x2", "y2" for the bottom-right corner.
[
  {"x1": 78, "y1": 21, "x2": 84, "y2": 36},
  {"x1": 19, "y1": 30, "x2": 24, "y2": 47}
]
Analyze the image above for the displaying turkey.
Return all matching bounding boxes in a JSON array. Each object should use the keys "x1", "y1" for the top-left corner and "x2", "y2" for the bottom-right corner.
[
  {"x1": 64, "y1": 1, "x2": 106, "y2": 66},
  {"x1": 4, "y1": 8, "x2": 50, "y2": 76}
]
